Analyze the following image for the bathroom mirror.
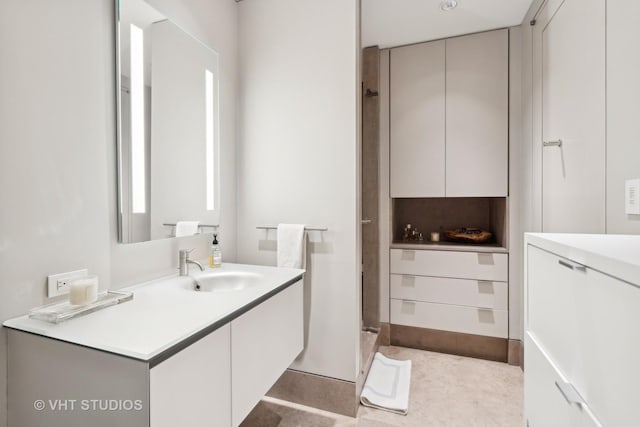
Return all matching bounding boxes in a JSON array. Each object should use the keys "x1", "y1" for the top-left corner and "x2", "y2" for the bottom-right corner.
[{"x1": 116, "y1": 0, "x2": 220, "y2": 243}]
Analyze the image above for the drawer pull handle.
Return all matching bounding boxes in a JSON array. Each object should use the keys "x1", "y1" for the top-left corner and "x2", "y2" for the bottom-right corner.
[
  {"x1": 558, "y1": 259, "x2": 586, "y2": 271},
  {"x1": 555, "y1": 381, "x2": 585, "y2": 406}
]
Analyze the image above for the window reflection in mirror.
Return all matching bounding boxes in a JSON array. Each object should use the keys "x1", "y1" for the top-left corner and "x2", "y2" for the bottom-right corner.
[{"x1": 117, "y1": 0, "x2": 220, "y2": 243}]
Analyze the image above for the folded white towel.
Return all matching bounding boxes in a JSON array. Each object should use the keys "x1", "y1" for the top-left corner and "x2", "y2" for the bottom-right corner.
[
  {"x1": 277, "y1": 224, "x2": 306, "y2": 269},
  {"x1": 175, "y1": 221, "x2": 200, "y2": 237},
  {"x1": 360, "y1": 352, "x2": 412, "y2": 415}
]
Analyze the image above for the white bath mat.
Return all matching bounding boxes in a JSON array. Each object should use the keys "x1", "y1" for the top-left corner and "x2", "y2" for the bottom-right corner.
[{"x1": 360, "y1": 352, "x2": 412, "y2": 415}]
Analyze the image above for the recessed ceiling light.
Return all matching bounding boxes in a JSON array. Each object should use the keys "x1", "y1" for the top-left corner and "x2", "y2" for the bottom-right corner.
[{"x1": 440, "y1": 0, "x2": 458, "y2": 11}]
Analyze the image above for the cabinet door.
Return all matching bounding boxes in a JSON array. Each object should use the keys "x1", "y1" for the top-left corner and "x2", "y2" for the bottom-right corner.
[
  {"x1": 525, "y1": 333, "x2": 602, "y2": 427},
  {"x1": 445, "y1": 29, "x2": 508, "y2": 197},
  {"x1": 526, "y1": 245, "x2": 581, "y2": 377},
  {"x1": 231, "y1": 281, "x2": 303, "y2": 426},
  {"x1": 574, "y1": 267, "x2": 640, "y2": 427},
  {"x1": 390, "y1": 41, "x2": 445, "y2": 197},
  {"x1": 150, "y1": 324, "x2": 231, "y2": 427}
]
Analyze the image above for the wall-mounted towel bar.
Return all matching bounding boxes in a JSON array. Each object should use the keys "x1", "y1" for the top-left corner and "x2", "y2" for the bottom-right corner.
[
  {"x1": 256, "y1": 225, "x2": 328, "y2": 232},
  {"x1": 163, "y1": 223, "x2": 219, "y2": 229}
]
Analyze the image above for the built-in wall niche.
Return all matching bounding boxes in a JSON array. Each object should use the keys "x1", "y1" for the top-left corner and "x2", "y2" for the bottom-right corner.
[{"x1": 392, "y1": 197, "x2": 508, "y2": 249}]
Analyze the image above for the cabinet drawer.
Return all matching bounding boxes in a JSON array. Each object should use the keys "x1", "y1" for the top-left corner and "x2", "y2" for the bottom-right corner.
[
  {"x1": 390, "y1": 249, "x2": 508, "y2": 281},
  {"x1": 524, "y1": 333, "x2": 602, "y2": 427},
  {"x1": 390, "y1": 274, "x2": 507, "y2": 310},
  {"x1": 390, "y1": 299, "x2": 507, "y2": 338},
  {"x1": 526, "y1": 246, "x2": 580, "y2": 377},
  {"x1": 231, "y1": 281, "x2": 303, "y2": 426}
]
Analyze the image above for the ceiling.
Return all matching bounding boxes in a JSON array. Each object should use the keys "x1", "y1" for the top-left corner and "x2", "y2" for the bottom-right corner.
[{"x1": 362, "y1": 0, "x2": 535, "y2": 48}]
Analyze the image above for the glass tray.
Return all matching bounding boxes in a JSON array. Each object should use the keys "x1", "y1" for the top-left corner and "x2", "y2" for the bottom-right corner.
[{"x1": 29, "y1": 291, "x2": 134, "y2": 324}]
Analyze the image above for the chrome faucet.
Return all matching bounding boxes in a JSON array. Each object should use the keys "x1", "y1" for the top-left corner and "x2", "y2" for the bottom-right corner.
[{"x1": 179, "y1": 249, "x2": 205, "y2": 276}]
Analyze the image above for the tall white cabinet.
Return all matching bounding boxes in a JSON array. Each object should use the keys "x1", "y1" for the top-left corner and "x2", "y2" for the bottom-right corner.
[
  {"x1": 386, "y1": 29, "x2": 510, "y2": 360},
  {"x1": 390, "y1": 29, "x2": 508, "y2": 198}
]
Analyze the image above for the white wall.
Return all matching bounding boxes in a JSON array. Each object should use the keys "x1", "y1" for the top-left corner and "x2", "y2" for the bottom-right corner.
[
  {"x1": 237, "y1": 0, "x2": 360, "y2": 382},
  {"x1": 0, "y1": 1, "x2": 238, "y2": 425},
  {"x1": 606, "y1": 0, "x2": 640, "y2": 234}
]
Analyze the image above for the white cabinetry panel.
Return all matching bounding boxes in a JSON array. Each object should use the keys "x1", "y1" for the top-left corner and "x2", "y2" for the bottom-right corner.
[
  {"x1": 150, "y1": 324, "x2": 231, "y2": 427},
  {"x1": 525, "y1": 333, "x2": 601, "y2": 427},
  {"x1": 445, "y1": 29, "x2": 508, "y2": 197},
  {"x1": 390, "y1": 299, "x2": 507, "y2": 338},
  {"x1": 231, "y1": 281, "x2": 303, "y2": 426},
  {"x1": 390, "y1": 274, "x2": 507, "y2": 310},
  {"x1": 390, "y1": 41, "x2": 445, "y2": 197},
  {"x1": 390, "y1": 249, "x2": 508, "y2": 282}
]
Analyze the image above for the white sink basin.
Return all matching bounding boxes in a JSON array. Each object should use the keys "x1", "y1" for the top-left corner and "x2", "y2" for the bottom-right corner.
[{"x1": 186, "y1": 271, "x2": 263, "y2": 292}]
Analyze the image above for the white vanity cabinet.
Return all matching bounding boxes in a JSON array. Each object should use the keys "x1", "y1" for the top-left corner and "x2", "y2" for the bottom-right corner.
[
  {"x1": 389, "y1": 29, "x2": 508, "y2": 198},
  {"x1": 389, "y1": 248, "x2": 508, "y2": 339},
  {"x1": 525, "y1": 234, "x2": 640, "y2": 427},
  {"x1": 6, "y1": 277, "x2": 304, "y2": 427}
]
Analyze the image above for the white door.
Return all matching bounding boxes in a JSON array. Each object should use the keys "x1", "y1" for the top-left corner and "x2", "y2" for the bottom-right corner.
[{"x1": 535, "y1": 0, "x2": 606, "y2": 233}]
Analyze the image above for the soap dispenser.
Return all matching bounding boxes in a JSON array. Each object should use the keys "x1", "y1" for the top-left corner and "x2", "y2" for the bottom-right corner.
[{"x1": 209, "y1": 234, "x2": 222, "y2": 268}]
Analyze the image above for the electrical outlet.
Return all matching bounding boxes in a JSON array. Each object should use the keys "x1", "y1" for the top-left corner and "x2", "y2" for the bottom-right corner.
[{"x1": 47, "y1": 269, "x2": 88, "y2": 297}]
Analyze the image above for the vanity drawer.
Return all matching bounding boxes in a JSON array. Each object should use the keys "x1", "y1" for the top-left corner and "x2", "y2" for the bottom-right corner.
[
  {"x1": 390, "y1": 299, "x2": 507, "y2": 338},
  {"x1": 390, "y1": 274, "x2": 507, "y2": 310},
  {"x1": 390, "y1": 249, "x2": 508, "y2": 281},
  {"x1": 525, "y1": 333, "x2": 601, "y2": 427}
]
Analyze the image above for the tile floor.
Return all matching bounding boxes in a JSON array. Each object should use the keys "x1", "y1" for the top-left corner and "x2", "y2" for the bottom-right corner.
[{"x1": 241, "y1": 345, "x2": 523, "y2": 427}]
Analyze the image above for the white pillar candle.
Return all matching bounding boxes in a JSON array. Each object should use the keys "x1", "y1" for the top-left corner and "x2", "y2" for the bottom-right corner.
[{"x1": 69, "y1": 275, "x2": 99, "y2": 305}]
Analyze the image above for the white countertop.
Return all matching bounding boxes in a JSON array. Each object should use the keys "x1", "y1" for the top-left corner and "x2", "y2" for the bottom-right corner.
[
  {"x1": 3, "y1": 263, "x2": 304, "y2": 362},
  {"x1": 525, "y1": 233, "x2": 640, "y2": 286}
]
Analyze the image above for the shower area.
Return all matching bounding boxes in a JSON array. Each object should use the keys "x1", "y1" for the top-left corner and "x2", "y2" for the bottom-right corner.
[{"x1": 359, "y1": 46, "x2": 385, "y2": 389}]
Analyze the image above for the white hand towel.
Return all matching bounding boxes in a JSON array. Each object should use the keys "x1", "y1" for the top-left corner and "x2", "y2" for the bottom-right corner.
[
  {"x1": 277, "y1": 224, "x2": 306, "y2": 269},
  {"x1": 175, "y1": 221, "x2": 200, "y2": 237}
]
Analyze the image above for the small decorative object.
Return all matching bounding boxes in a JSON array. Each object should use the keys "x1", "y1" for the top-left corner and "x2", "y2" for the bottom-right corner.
[
  {"x1": 444, "y1": 228, "x2": 493, "y2": 244},
  {"x1": 402, "y1": 224, "x2": 412, "y2": 241},
  {"x1": 403, "y1": 224, "x2": 424, "y2": 242},
  {"x1": 69, "y1": 275, "x2": 99, "y2": 305},
  {"x1": 430, "y1": 231, "x2": 440, "y2": 242}
]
